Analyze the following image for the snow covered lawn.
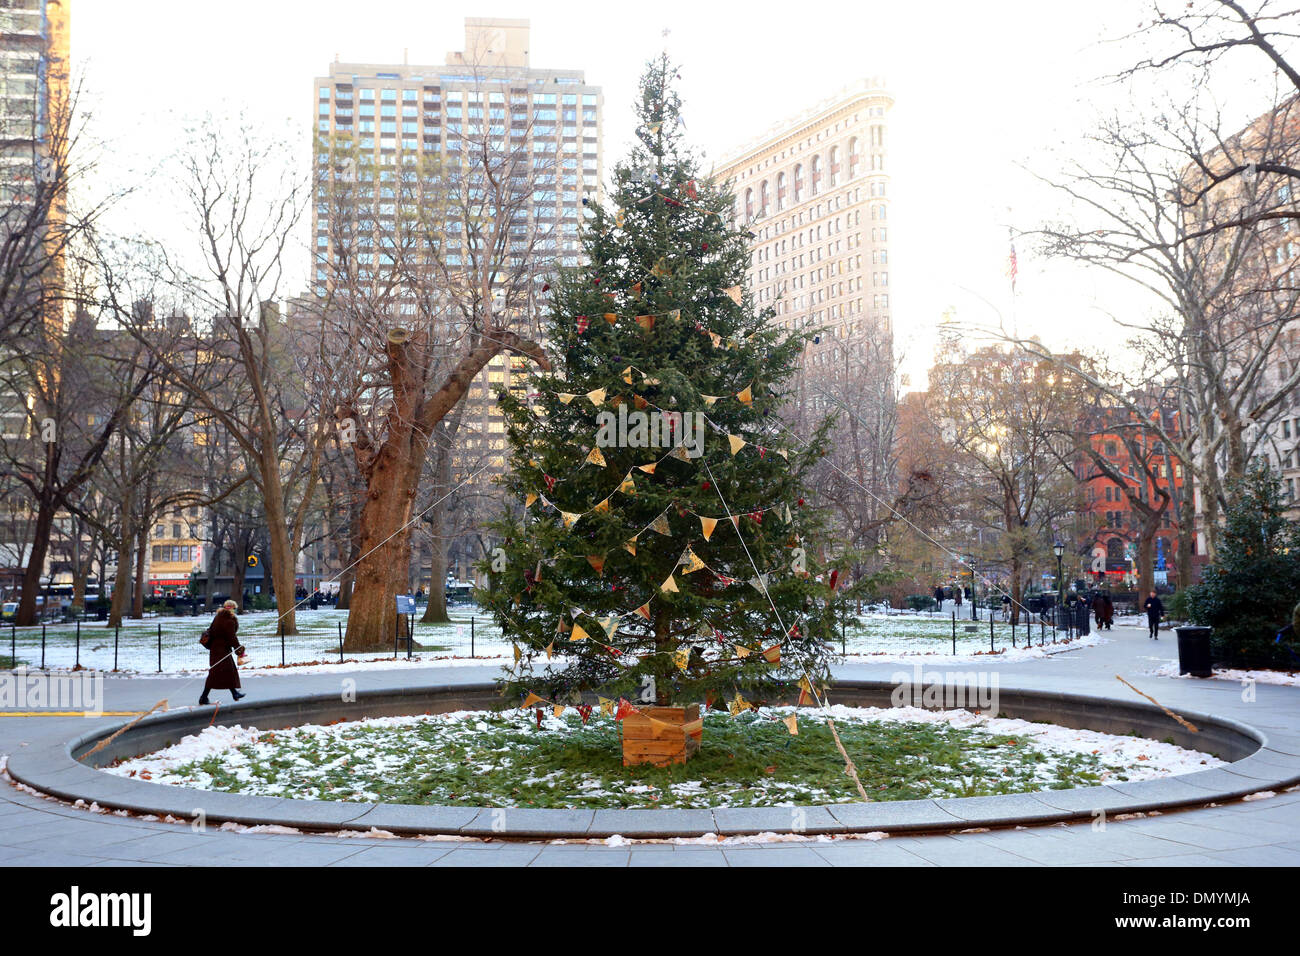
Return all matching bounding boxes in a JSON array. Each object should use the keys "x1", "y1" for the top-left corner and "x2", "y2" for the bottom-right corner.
[
  {"x1": 104, "y1": 704, "x2": 1223, "y2": 810},
  {"x1": 1147, "y1": 661, "x2": 1300, "y2": 687}
]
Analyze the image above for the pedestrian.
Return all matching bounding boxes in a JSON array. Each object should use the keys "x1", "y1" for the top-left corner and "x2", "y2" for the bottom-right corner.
[
  {"x1": 1001, "y1": 594, "x2": 1011, "y2": 621},
  {"x1": 199, "y1": 599, "x2": 247, "y2": 705},
  {"x1": 933, "y1": 585, "x2": 944, "y2": 611},
  {"x1": 954, "y1": 587, "x2": 963, "y2": 609},
  {"x1": 1143, "y1": 590, "x2": 1164, "y2": 640},
  {"x1": 1101, "y1": 591, "x2": 1114, "y2": 630}
]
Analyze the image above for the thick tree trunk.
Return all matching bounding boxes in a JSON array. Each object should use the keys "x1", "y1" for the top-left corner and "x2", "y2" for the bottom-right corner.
[
  {"x1": 15, "y1": 491, "x2": 56, "y2": 626},
  {"x1": 258, "y1": 456, "x2": 298, "y2": 634},
  {"x1": 106, "y1": 523, "x2": 133, "y2": 628}
]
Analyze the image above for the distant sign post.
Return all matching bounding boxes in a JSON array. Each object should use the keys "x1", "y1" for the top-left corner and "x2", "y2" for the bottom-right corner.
[{"x1": 395, "y1": 595, "x2": 416, "y2": 658}]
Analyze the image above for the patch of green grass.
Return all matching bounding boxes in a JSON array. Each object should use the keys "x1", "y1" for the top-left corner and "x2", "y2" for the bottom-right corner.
[{"x1": 168, "y1": 711, "x2": 1118, "y2": 809}]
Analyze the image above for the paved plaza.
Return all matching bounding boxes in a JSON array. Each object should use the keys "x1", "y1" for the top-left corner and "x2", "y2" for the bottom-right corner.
[{"x1": 2, "y1": 623, "x2": 1298, "y2": 866}]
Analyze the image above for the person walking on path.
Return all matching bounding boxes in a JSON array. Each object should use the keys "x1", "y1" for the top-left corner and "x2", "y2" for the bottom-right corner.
[
  {"x1": 199, "y1": 599, "x2": 247, "y2": 705},
  {"x1": 1143, "y1": 591, "x2": 1164, "y2": 640},
  {"x1": 933, "y1": 585, "x2": 944, "y2": 612}
]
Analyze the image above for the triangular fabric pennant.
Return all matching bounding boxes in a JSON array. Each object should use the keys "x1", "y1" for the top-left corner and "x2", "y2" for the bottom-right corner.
[
  {"x1": 604, "y1": 312, "x2": 618, "y2": 325},
  {"x1": 669, "y1": 309, "x2": 681, "y2": 321},
  {"x1": 513, "y1": 643, "x2": 522, "y2": 663},
  {"x1": 586, "y1": 555, "x2": 606, "y2": 575},
  {"x1": 520, "y1": 692, "x2": 544, "y2": 710},
  {"x1": 661, "y1": 574, "x2": 679, "y2": 593},
  {"x1": 637, "y1": 462, "x2": 657, "y2": 474},
  {"x1": 636, "y1": 315, "x2": 655, "y2": 332},
  {"x1": 670, "y1": 444, "x2": 691, "y2": 461},
  {"x1": 622, "y1": 366, "x2": 635, "y2": 384},
  {"x1": 623, "y1": 537, "x2": 638, "y2": 556},
  {"x1": 680, "y1": 550, "x2": 706, "y2": 574},
  {"x1": 762, "y1": 644, "x2": 781, "y2": 664},
  {"x1": 728, "y1": 692, "x2": 750, "y2": 715},
  {"x1": 599, "y1": 616, "x2": 619, "y2": 639},
  {"x1": 724, "y1": 285, "x2": 743, "y2": 306},
  {"x1": 702, "y1": 395, "x2": 720, "y2": 406},
  {"x1": 650, "y1": 512, "x2": 671, "y2": 535},
  {"x1": 777, "y1": 448, "x2": 789, "y2": 460},
  {"x1": 558, "y1": 392, "x2": 577, "y2": 404},
  {"x1": 593, "y1": 497, "x2": 611, "y2": 513},
  {"x1": 525, "y1": 493, "x2": 538, "y2": 507},
  {"x1": 560, "y1": 511, "x2": 581, "y2": 529},
  {"x1": 634, "y1": 602, "x2": 652, "y2": 620},
  {"x1": 553, "y1": 705, "x2": 566, "y2": 719},
  {"x1": 700, "y1": 516, "x2": 718, "y2": 541},
  {"x1": 585, "y1": 446, "x2": 607, "y2": 467},
  {"x1": 615, "y1": 698, "x2": 636, "y2": 721},
  {"x1": 633, "y1": 394, "x2": 649, "y2": 410},
  {"x1": 784, "y1": 713, "x2": 799, "y2": 735},
  {"x1": 734, "y1": 644, "x2": 751, "y2": 658},
  {"x1": 586, "y1": 388, "x2": 607, "y2": 406},
  {"x1": 736, "y1": 386, "x2": 753, "y2": 406},
  {"x1": 598, "y1": 696, "x2": 614, "y2": 716},
  {"x1": 618, "y1": 474, "x2": 636, "y2": 495},
  {"x1": 674, "y1": 647, "x2": 691, "y2": 671},
  {"x1": 728, "y1": 434, "x2": 747, "y2": 456},
  {"x1": 545, "y1": 641, "x2": 554, "y2": 660},
  {"x1": 570, "y1": 623, "x2": 590, "y2": 642}
]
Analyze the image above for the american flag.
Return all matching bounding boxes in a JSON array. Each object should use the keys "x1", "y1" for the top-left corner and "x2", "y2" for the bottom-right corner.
[{"x1": 1006, "y1": 241, "x2": 1019, "y2": 292}]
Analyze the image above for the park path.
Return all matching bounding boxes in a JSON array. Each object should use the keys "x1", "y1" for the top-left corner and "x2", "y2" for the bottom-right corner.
[{"x1": 0, "y1": 623, "x2": 1297, "y2": 866}]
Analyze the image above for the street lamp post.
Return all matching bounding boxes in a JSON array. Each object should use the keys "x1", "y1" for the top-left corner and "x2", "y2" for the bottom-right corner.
[{"x1": 1053, "y1": 541, "x2": 1065, "y2": 632}]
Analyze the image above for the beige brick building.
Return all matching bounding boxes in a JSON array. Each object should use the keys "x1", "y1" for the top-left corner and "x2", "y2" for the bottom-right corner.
[{"x1": 716, "y1": 77, "x2": 894, "y2": 411}]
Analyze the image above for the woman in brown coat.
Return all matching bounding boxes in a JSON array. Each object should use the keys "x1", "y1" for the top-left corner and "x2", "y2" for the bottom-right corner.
[{"x1": 199, "y1": 600, "x2": 247, "y2": 705}]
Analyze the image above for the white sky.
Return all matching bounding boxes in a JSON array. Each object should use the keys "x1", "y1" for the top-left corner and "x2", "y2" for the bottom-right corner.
[{"x1": 71, "y1": 0, "x2": 1290, "y2": 386}]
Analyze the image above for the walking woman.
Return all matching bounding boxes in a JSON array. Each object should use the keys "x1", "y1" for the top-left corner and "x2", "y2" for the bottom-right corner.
[
  {"x1": 199, "y1": 599, "x2": 247, "y2": 705},
  {"x1": 1143, "y1": 591, "x2": 1164, "y2": 640}
]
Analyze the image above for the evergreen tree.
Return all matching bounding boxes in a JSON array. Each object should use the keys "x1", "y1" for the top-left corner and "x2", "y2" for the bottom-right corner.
[
  {"x1": 479, "y1": 56, "x2": 844, "y2": 716},
  {"x1": 1186, "y1": 464, "x2": 1300, "y2": 667}
]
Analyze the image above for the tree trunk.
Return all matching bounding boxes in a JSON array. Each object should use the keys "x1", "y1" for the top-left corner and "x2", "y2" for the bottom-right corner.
[
  {"x1": 132, "y1": 519, "x2": 148, "y2": 619},
  {"x1": 258, "y1": 455, "x2": 298, "y2": 634},
  {"x1": 14, "y1": 490, "x2": 56, "y2": 626},
  {"x1": 106, "y1": 523, "x2": 133, "y2": 628}
]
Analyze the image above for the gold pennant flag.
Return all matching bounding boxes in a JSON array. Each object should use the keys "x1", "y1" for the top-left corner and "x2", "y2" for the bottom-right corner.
[
  {"x1": 618, "y1": 474, "x2": 636, "y2": 495},
  {"x1": 633, "y1": 394, "x2": 649, "y2": 410},
  {"x1": 604, "y1": 312, "x2": 618, "y2": 325},
  {"x1": 762, "y1": 644, "x2": 781, "y2": 664},
  {"x1": 513, "y1": 643, "x2": 522, "y2": 663},
  {"x1": 599, "y1": 696, "x2": 614, "y2": 716},
  {"x1": 674, "y1": 647, "x2": 690, "y2": 671},
  {"x1": 637, "y1": 462, "x2": 657, "y2": 474},
  {"x1": 586, "y1": 388, "x2": 607, "y2": 406},
  {"x1": 777, "y1": 448, "x2": 789, "y2": 460},
  {"x1": 734, "y1": 644, "x2": 751, "y2": 659},
  {"x1": 784, "y1": 504, "x2": 793, "y2": 523},
  {"x1": 736, "y1": 386, "x2": 753, "y2": 406},
  {"x1": 728, "y1": 692, "x2": 750, "y2": 716},
  {"x1": 650, "y1": 512, "x2": 671, "y2": 535},
  {"x1": 545, "y1": 641, "x2": 554, "y2": 660},
  {"x1": 680, "y1": 550, "x2": 705, "y2": 574},
  {"x1": 558, "y1": 392, "x2": 577, "y2": 404},
  {"x1": 622, "y1": 366, "x2": 635, "y2": 384},
  {"x1": 724, "y1": 285, "x2": 743, "y2": 305},
  {"x1": 623, "y1": 537, "x2": 638, "y2": 556},
  {"x1": 586, "y1": 554, "x2": 606, "y2": 575},
  {"x1": 585, "y1": 446, "x2": 607, "y2": 467},
  {"x1": 670, "y1": 309, "x2": 681, "y2": 321},
  {"x1": 570, "y1": 623, "x2": 590, "y2": 642},
  {"x1": 700, "y1": 516, "x2": 718, "y2": 541},
  {"x1": 784, "y1": 713, "x2": 799, "y2": 735},
  {"x1": 652, "y1": 257, "x2": 670, "y2": 277},
  {"x1": 557, "y1": 616, "x2": 570, "y2": 635},
  {"x1": 520, "y1": 692, "x2": 544, "y2": 710},
  {"x1": 525, "y1": 493, "x2": 538, "y2": 507},
  {"x1": 702, "y1": 395, "x2": 720, "y2": 406},
  {"x1": 560, "y1": 511, "x2": 581, "y2": 529},
  {"x1": 553, "y1": 705, "x2": 566, "y2": 718},
  {"x1": 661, "y1": 574, "x2": 679, "y2": 593},
  {"x1": 709, "y1": 331, "x2": 721, "y2": 348},
  {"x1": 728, "y1": 434, "x2": 747, "y2": 456},
  {"x1": 634, "y1": 602, "x2": 652, "y2": 620},
  {"x1": 671, "y1": 445, "x2": 691, "y2": 461},
  {"x1": 636, "y1": 314, "x2": 655, "y2": 332},
  {"x1": 632, "y1": 281, "x2": 643, "y2": 296},
  {"x1": 593, "y1": 497, "x2": 611, "y2": 513}
]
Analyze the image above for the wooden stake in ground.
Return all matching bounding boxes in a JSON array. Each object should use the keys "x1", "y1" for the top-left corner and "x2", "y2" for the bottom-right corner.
[
  {"x1": 827, "y1": 717, "x2": 871, "y2": 801},
  {"x1": 77, "y1": 700, "x2": 169, "y2": 762},
  {"x1": 1114, "y1": 676, "x2": 1199, "y2": 733}
]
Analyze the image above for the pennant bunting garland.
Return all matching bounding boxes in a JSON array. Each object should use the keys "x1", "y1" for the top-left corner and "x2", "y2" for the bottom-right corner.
[{"x1": 700, "y1": 516, "x2": 718, "y2": 541}]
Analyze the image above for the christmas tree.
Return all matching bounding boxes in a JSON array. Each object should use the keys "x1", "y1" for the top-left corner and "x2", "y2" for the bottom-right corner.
[{"x1": 480, "y1": 55, "x2": 844, "y2": 742}]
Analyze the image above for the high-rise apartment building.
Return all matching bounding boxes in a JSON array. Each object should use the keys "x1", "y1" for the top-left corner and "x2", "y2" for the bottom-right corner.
[
  {"x1": 310, "y1": 18, "x2": 603, "y2": 588},
  {"x1": 716, "y1": 78, "x2": 894, "y2": 412},
  {"x1": 0, "y1": 0, "x2": 68, "y2": 182}
]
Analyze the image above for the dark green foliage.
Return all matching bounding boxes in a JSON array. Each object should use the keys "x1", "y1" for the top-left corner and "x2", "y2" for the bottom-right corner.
[
  {"x1": 1185, "y1": 466, "x2": 1300, "y2": 668},
  {"x1": 477, "y1": 57, "x2": 843, "y2": 709},
  {"x1": 906, "y1": 594, "x2": 937, "y2": 611}
]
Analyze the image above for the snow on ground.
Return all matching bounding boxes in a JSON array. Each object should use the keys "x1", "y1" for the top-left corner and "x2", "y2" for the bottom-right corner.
[
  {"x1": 104, "y1": 703, "x2": 1224, "y2": 809},
  {"x1": 4, "y1": 608, "x2": 1113, "y2": 676},
  {"x1": 1146, "y1": 661, "x2": 1300, "y2": 687}
]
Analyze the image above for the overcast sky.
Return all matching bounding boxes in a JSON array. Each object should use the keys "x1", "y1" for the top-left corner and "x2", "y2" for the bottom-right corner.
[{"x1": 71, "y1": 0, "x2": 1285, "y2": 386}]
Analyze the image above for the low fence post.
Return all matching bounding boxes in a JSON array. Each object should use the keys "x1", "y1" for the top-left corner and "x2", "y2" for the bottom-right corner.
[
  {"x1": 338, "y1": 621, "x2": 343, "y2": 664},
  {"x1": 75, "y1": 619, "x2": 81, "y2": 669},
  {"x1": 41, "y1": 623, "x2": 46, "y2": 669},
  {"x1": 471, "y1": 616, "x2": 476, "y2": 658},
  {"x1": 114, "y1": 624, "x2": 119, "y2": 672},
  {"x1": 157, "y1": 623, "x2": 162, "y2": 673},
  {"x1": 280, "y1": 622, "x2": 285, "y2": 667},
  {"x1": 951, "y1": 611, "x2": 956, "y2": 655}
]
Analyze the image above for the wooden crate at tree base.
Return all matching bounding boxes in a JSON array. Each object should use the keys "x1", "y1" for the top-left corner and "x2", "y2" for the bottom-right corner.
[{"x1": 621, "y1": 704, "x2": 703, "y2": 766}]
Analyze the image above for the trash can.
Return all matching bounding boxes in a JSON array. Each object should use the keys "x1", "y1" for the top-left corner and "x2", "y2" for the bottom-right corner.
[{"x1": 1175, "y1": 626, "x2": 1213, "y2": 678}]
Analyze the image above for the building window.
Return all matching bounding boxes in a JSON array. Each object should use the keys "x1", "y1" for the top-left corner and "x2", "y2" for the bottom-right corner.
[
  {"x1": 776, "y1": 171, "x2": 786, "y2": 211},
  {"x1": 811, "y1": 155, "x2": 822, "y2": 195},
  {"x1": 829, "y1": 146, "x2": 839, "y2": 187},
  {"x1": 793, "y1": 163, "x2": 804, "y2": 202}
]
